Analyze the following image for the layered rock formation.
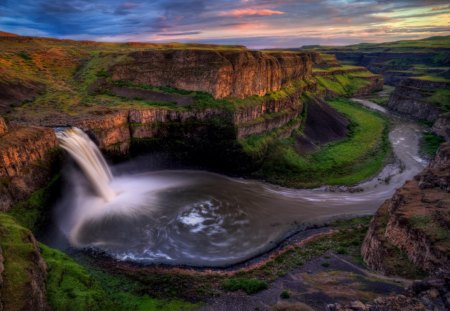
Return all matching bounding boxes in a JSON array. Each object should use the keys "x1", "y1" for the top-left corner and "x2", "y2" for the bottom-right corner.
[
  {"x1": 0, "y1": 126, "x2": 58, "y2": 210},
  {"x1": 362, "y1": 142, "x2": 450, "y2": 275},
  {"x1": 387, "y1": 78, "x2": 449, "y2": 122},
  {"x1": 110, "y1": 50, "x2": 315, "y2": 99},
  {"x1": 328, "y1": 50, "x2": 449, "y2": 86}
]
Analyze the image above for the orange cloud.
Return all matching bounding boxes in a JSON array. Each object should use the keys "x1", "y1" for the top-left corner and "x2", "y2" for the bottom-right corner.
[
  {"x1": 431, "y1": 5, "x2": 450, "y2": 11},
  {"x1": 217, "y1": 8, "x2": 284, "y2": 17}
]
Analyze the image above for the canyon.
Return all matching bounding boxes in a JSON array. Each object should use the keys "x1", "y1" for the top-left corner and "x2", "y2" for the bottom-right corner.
[
  {"x1": 0, "y1": 37, "x2": 383, "y2": 209},
  {"x1": 0, "y1": 33, "x2": 449, "y2": 311}
]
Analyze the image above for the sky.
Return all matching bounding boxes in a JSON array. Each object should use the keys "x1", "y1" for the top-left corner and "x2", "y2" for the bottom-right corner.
[{"x1": 1, "y1": 0, "x2": 450, "y2": 48}]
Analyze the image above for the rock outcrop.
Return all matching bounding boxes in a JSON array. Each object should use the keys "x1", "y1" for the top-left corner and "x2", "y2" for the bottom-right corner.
[
  {"x1": 327, "y1": 272, "x2": 450, "y2": 311},
  {"x1": 362, "y1": 142, "x2": 450, "y2": 275},
  {"x1": 74, "y1": 110, "x2": 131, "y2": 155},
  {"x1": 0, "y1": 126, "x2": 58, "y2": 211},
  {"x1": 0, "y1": 214, "x2": 47, "y2": 311},
  {"x1": 329, "y1": 50, "x2": 449, "y2": 86},
  {"x1": 387, "y1": 78, "x2": 449, "y2": 122},
  {"x1": 432, "y1": 116, "x2": 450, "y2": 141},
  {"x1": 296, "y1": 98, "x2": 350, "y2": 153},
  {"x1": 110, "y1": 50, "x2": 315, "y2": 99},
  {"x1": 0, "y1": 116, "x2": 7, "y2": 136}
]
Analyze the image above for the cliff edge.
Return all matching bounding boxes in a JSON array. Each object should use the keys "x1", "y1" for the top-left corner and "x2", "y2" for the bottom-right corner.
[
  {"x1": 362, "y1": 142, "x2": 450, "y2": 276},
  {"x1": 110, "y1": 50, "x2": 315, "y2": 99}
]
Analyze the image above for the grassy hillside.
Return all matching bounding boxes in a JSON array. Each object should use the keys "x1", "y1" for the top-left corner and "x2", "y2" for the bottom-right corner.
[
  {"x1": 304, "y1": 35, "x2": 450, "y2": 53},
  {"x1": 244, "y1": 98, "x2": 389, "y2": 187},
  {"x1": 0, "y1": 34, "x2": 246, "y2": 119}
]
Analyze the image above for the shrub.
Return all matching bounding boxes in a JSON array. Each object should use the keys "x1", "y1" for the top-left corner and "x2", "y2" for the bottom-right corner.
[
  {"x1": 280, "y1": 289, "x2": 291, "y2": 299},
  {"x1": 221, "y1": 277, "x2": 268, "y2": 294}
]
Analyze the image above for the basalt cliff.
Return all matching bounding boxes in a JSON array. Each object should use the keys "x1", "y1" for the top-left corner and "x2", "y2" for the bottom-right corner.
[
  {"x1": 110, "y1": 50, "x2": 314, "y2": 99},
  {"x1": 362, "y1": 142, "x2": 450, "y2": 276},
  {"x1": 387, "y1": 77, "x2": 450, "y2": 139}
]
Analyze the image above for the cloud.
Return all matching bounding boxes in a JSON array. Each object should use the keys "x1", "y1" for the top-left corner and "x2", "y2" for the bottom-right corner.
[
  {"x1": 114, "y1": 2, "x2": 141, "y2": 15},
  {"x1": 0, "y1": 0, "x2": 449, "y2": 47},
  {"x1": 431, "y1": 4, "x2": 450, "y2": 11},
  {"x1": 217, "y1": 8, "x2": 284, "y2": 17},
  {"x1": 158, "y1": 31, "x2": 201, "y2": 36}
]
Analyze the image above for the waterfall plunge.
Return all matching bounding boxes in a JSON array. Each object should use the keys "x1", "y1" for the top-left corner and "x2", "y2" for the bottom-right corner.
[{"x1": 56, "y1": 128, "x2": 115, "y2": 201}]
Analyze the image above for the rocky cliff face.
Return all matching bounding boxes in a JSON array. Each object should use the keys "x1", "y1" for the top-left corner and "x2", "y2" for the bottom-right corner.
[
  {"x1": 387, "y1": 78, "x2": 449, "y2": 122},
  {"x1": 0, "y1": 126, "x2": 58, "y2": 211},
  {"x1": 74, "y1": 111, "x2": 130, "y2": 155},
  {"x1": 0, "y1": 116, "x2": 7, "y2": 136},
  {"x1": 110, "y1": 50, "x2": 315, "y2": 99},
  {"x1": 329, "y1": 51, "x2": 448, "y2": 86},
  {"x1": 362, "y1": 142, "x2": 450, "y2": 275},
  {"x1": 432, "y1": 116, "x2": 450, "y2": 141}
]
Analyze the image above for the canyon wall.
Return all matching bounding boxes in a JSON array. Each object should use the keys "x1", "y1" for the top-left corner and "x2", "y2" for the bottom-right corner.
[
  {"x1": 0, "y1": 126, "x2": 58, "y2": 211},
  {"x1": 387, "y1": 78, "x2": 449, "y2": 122},
  {"x1": 110, "y1": 50, "x2": 315, "y2": 99},
  {"x1": 329, "y1": 50, "x2": 449, "y2": 86},
  {"x1": 362, "y1": 142, "x2": 450, "y2": 275},
  {"x1": 432, "y1": 116, "x2": 450, "y2": 141}
]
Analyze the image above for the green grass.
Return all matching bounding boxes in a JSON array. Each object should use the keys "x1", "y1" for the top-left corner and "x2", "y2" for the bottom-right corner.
[
  {"x1": 239, "y1": 116, "x2": 302, "y2": 159},
  {"x1": 7, "y1": 174, "x2": 60, "y2": 231},
  {"x1": 420, "y1": 132, "x2": 445, "y2": 157},
  {"x1": 256, "y1": 98, "x2": 388, "y2": 187},
  {"x1": 315, "y1": 73, "x2": 372, "y2": 97},
  {"x1": 409, "y1": 215, "x2": 450, "y2": 243},
  {"x1": 110, "y1": 77, "x2": 308, "y2": 111},
  {"x1": 1, "y1": 211, "x2": 197, "y2": 311},
  {"x1": 428, "y1": 89, "x2": 450, "y2": 111},
  {"x1": 415, "y1": 75, "x2": 450, "y2": 83},
  {"x1": 221, "y1": 277, "x2": 268, "y2": 294},
  {"x1": 280, "y1": 290, "x2": 291, "y2": 299},
  {"x1": 40, "y1": 244, "x2": 199, "y2": 311},
  {"x1": 0, "y1": 214, "x2": 42, "y2": 311}
]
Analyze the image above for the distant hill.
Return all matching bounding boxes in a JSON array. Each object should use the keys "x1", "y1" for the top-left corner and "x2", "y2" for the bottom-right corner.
[
  {"x1": 0, "y1": 31, "x2": 19, "y2": 37},
  {"x1": 300, "y1": 35, "x2": 450, "y2": 52}
]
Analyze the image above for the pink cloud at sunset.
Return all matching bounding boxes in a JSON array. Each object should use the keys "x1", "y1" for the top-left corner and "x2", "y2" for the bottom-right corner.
[
  {"x1": 217, "y1": 8, "x2": 284, "y2": 17},
  {"x1": 1, "y1": 0, "x2": 449, "y2": 48}
]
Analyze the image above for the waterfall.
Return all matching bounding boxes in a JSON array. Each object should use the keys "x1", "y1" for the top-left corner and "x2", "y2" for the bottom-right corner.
[{"x1": 56, "y1": 127, "x2": 116, "y2": 201}]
